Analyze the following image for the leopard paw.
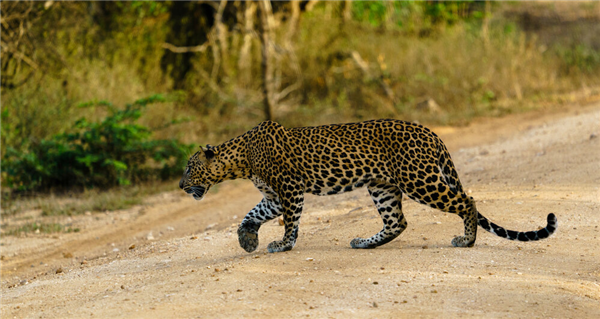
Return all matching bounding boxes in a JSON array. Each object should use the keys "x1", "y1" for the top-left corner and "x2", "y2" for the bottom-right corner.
[
  {"x1": 267, "y1": 240, "x2": 294, "y2": 253},
  {"x1": 238, "y1": 226, "x2": 259, "y2": 252},
  {"x1": 350, "y1": 237, "x2": 376, "y2": 249},
  {"x1": 451, "y1": 236, "x2": 475, "y2": 248}
]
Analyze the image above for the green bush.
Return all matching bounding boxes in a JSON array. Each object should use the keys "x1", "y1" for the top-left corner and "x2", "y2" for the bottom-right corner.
[
  {"x1": 556, "y1": 44, "x2": 600, "y2": 75},
  {"x1": 2, "y1": 94, "x2": 194, "y2": 192}
]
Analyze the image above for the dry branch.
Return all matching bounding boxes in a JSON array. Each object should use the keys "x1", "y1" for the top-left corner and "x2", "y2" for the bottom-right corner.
[{"x1": 161, "y1": 42, "x2": 209, "y2": 53}]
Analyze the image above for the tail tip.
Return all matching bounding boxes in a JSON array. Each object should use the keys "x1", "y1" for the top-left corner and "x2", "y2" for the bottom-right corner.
[{"x1": 547, "y1": 213, "x2": 557, "y2": 224}]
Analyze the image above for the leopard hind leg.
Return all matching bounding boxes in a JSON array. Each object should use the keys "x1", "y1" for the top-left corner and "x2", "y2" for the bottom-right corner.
[
  {"x1": 350, "y1": 182, "x2": 407, "y2": 249},
  {"x1": 403, "y1": 171, "x2": 477, "y2": 248}
]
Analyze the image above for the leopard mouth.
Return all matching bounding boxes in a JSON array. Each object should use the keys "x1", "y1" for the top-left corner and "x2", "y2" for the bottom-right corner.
[{"x1": 187, "y1": 186, "x2": 208, "y2": 201}]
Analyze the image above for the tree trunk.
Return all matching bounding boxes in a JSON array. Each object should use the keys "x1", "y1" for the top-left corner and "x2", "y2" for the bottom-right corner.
[
  {"x1": 259, "y1": 0, "x2": 275, "y2": 121},
  {"x1": 238, "y1": 1, "x2": 257, "y2": 86},
  {"x1": 215, "y1": 0, "x2": 231, "y2": 79},
  {"x1": 343, "y1": 0, "x2": 352, "y2": 22}
]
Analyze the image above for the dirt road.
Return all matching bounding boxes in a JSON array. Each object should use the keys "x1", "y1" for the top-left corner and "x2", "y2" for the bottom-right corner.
[{"x1": 2, "y1": 104, "x2": 599, "y2": 318}]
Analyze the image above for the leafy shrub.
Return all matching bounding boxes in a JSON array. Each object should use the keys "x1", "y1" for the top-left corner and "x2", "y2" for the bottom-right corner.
[
  {"x1": 2, "y1": 94, "x2": 194, "y2": 192},
  {"x1": 556, "y1": 44, "x2": 600, "y2": 75}
]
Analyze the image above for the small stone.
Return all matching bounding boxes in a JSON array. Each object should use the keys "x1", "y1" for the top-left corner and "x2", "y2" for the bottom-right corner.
[
  {"x1": 590, "y1": 132, "x2": 598, "y2": 140},
  {"x1": 373, "y1": 281, "x2": 379, "y2": 285},
  {"x1": 190, "y1": 236, "x2": 198, "y2": 240},
  {"x1": 306, "y1": 258, "x2": 314, "y2": 261},
  {"x1": 56, "y1": 268, "x2": 64, "y2": 274},
  {"x1": 128, "y1": 244, "x2": 136, "y2": 250},
  {"x1": 372, "y1": 302, "x2": 378, "y2": 308},
  {"x1": 121, "y1": 285, "x2": 125, "y2": 289},
  {"x1": 146, "y1": 232, "x2": 155, "y2": 240},
  {"x1": 63, "y1": 252, "x2": 73, "y2": 258},
  {"x1": 81, "y1": 260, "x2": 88, "y2": 265}
]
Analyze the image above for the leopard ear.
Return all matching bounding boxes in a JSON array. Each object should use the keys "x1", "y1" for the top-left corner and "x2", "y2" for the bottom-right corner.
[{"x1": 199, "y1": 144, "x2": 216, "y2": 163}]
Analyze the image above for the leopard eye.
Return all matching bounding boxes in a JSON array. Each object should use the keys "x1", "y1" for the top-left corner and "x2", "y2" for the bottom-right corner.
[{"x1": 185, "y1": 167, "x2": 191, "y2": 175}]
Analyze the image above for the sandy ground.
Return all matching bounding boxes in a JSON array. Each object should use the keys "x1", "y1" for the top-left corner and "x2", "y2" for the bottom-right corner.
[{"x1": 1, "y1": 103, "x2": 599, "y2": 318}]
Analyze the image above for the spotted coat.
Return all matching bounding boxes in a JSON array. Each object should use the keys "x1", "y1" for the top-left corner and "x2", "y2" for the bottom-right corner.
[{"x1": 179, "y1": 120, "x2": 557, "y2": 253}]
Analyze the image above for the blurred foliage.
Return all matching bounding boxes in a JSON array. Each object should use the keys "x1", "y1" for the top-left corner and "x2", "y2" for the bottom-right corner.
[
  {"x1": 556, "y1": 44, "x2": 600, "y2": 75},
  {"x1": 2, "y1": 95, "x2": 194, "y2": 192}
]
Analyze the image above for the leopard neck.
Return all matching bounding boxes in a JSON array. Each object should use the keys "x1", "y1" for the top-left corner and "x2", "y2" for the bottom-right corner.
[{"x1": 212, "y1": 133, "x2": 252, "y2": 183}]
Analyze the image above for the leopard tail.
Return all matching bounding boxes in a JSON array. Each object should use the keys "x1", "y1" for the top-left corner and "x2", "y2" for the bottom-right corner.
[{"x1": 477, "y1": 212, "x2": 557, "y2": 241}]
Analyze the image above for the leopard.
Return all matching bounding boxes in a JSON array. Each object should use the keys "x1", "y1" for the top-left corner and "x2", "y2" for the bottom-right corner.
[{"x1": 179, "y1": 119, "x2": 557, "y2": 253}]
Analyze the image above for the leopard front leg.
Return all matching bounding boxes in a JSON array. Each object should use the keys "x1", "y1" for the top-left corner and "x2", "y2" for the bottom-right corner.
[
  {"x1": 238, "y1": 197, "x2": 282, "y2": 252},
  {"x1": 351, "y1": 182, "x2": 407, "y2": 249},
  {"x1": 267, "y1": 179, "x2": 305, "y2": 253}
]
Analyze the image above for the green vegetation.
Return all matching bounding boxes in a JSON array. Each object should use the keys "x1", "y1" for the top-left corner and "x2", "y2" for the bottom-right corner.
[{"x1": 2, "y1": 94, "x2": 193, "y2": 192}]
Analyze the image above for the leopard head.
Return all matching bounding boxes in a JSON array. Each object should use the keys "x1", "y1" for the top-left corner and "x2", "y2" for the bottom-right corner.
[{"x1": 179, "y1": 145, "x2": 218, "y2": 201}]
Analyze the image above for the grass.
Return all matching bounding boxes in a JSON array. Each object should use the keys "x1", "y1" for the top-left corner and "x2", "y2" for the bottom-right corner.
[
  {"x1": 4, "y1": 222, "x2": 80, "y2": 236},
  {"x1": 1, "y1": 180, "x2": 177, "y2": 218},
  {"x1": 1, "y1": 180, "x2": 179, "y2": 237}
]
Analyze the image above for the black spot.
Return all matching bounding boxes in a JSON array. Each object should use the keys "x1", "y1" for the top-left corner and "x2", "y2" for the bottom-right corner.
[
  {"x1": 479, "y1": 218, "x2": 490, "y2": 229},
  {"x1": 517, "y1": 232, "x2": 529, "y2": 241},
  {"x1": 492, "y1": 223, "x2": 506, "y2": 237},
  {"x1": 437, "y1": 184, "x2": 447, "y2": 193},
  {"x1": 536, "y1": 228, "x2": 549, "y2": 239}
]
